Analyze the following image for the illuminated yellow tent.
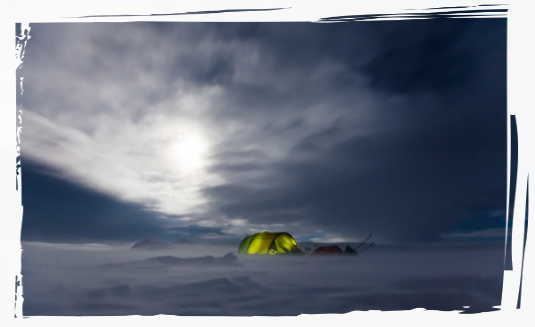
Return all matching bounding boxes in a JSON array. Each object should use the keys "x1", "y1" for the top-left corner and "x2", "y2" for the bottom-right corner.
[{"x1": 238, "y1": 231, "x2": 304, "y2": 255}]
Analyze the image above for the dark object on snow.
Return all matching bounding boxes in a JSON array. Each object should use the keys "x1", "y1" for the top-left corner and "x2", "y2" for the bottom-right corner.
[
  {"x1": 344, "y1": 234, "x2": 374, "y2": 255},
  {"x1": 131, "y1": 238, "x2": 192, "y2": 250},
  {"x1": 310, "y1": 233, "x2": 374, "y2": 256},
  {"x1": 344, "y1": 245, "x2": 358, "y2": 255},
  {"x1": 313, "y1": 245, "x2": 344, "y2": 255}
]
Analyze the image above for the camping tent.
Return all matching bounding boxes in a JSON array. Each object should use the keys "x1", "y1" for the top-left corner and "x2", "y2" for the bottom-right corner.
[
  {"x1": 313, "y1": 245, "x2": 344, "y2": 255},
  {"x1": 238, "y1": 232, "x2": 303, "y2": 255}
]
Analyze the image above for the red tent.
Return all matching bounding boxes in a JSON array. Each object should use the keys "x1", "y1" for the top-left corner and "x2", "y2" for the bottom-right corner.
[{"x1": 312, "y1": 245, "x2": 344, "y2": 255}]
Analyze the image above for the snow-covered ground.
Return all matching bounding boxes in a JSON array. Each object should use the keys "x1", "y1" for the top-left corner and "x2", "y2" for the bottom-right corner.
[{"x1": 20, "y1": 242, "x2": 505, "y2": 316}]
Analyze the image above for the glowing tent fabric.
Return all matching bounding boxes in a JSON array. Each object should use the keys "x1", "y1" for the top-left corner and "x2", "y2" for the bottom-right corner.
[{"x1": 238, "y1": 232, "x2": 303, "y2": 255}]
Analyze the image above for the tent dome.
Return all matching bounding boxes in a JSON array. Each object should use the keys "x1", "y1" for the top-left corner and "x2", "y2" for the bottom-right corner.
[{"x1": 238, "y1": 231, "x2": 303, "y2": 255}]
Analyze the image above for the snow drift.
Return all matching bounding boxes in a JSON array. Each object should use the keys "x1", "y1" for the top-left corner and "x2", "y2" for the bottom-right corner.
[{"x1": 0, "y1": 241, "x2": 535, "y2": 327}]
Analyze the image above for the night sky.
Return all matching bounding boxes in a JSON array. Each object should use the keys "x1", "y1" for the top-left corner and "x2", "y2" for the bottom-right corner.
[{"x1": 20, "y1": 19, "x2": 507, "y2": 245}]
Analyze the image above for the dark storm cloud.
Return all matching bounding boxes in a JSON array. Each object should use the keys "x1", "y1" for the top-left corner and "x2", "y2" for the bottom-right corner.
[
  {"x1": 20, "y1": 19, "x2": 507, "y2": 244},
  {"x1": 0, "y1": 152, "x2": 164, "y2": 240},
  {"x1": 202, "y1": 19, "x2": 507, "y2": 243},
  {"x1": 205, "y1": 114, "x2": 506, "y2": 243},
  {"x1": 361, "y1": 19, "x2": 479, "y2": 94},
  {"x1": 375, "y1": 18, "x2": 503, "y2": 96}
]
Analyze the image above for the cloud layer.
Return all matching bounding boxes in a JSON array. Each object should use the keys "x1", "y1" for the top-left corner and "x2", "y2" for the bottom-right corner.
[{"x1": 21, "y1": 20, "x2": 506, "y2": 244}]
